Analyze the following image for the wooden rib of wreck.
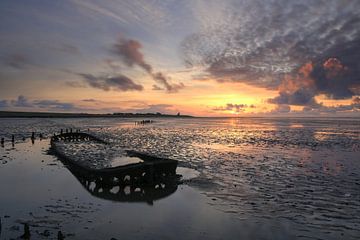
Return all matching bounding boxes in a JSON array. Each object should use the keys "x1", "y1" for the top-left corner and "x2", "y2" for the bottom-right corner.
[
  {"x1": 50, "y1": 132, "x2": 178, "y2": 187},
  {"x1": 68, "y1": 165, "x2": 178, "y2": 204}
]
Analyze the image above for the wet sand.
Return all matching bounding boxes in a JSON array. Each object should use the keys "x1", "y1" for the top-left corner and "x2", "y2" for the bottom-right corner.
[
  {"x1": 0, "y1": 117, "x2": 359, "y2": 239},
  {"x1": 0, "y1": 140, "x2": 251, "y2": 240}
]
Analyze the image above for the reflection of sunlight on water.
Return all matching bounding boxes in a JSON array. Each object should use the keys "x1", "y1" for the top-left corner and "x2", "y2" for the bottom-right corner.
[
  {"x1": 313, "y1": 131, "x2": 330, "y2": 141},
  {"x1": 226, "y1": 118, "x2": 278, "y2": 131},
  {"x1": 194, "y1": 142, "x2": 241, "y2": 153},
  {"x1": 290, "y1": 124, "x2": 304, "y2": 128},
  {"x1": 313, "y1": 130, "x2": 349, "y2": 141}
]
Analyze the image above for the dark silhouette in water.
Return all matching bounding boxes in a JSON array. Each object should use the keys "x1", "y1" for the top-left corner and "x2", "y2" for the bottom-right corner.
[
  {"x1": 67, "y1": 164, "x2": 178, "y2": 204},
  {"x1": 135, "y1": 119, "x2": 154, "y2": 125},
  {"x1": 11, "y1": 134, "x2": 15, "y2": 147},
  {"x1": 49, "y1": 131, "x2": 180, "y2": 204},
  {"x1": 57, "y1": 231, "x2": 65, "y2": 240},
  {"x1": 1, "y1": 138, "x2": 4, "y2": 147},
  {"x1": 20, "y1": 223, "x2": 30, "y2": 239}
]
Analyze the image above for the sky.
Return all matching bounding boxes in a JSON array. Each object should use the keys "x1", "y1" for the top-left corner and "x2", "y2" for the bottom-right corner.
[{"x1": 0, "y1": 0, "x2": 359, "y2": 117}]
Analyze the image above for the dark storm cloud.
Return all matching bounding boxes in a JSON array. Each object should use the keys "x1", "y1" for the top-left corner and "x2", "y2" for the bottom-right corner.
[
  {"x1": 181, "y1": 0, "x2": 360, "y2": 104},
  {"x1": 302, "y1": 98, "x2": 360, "y2": 114},
  {"x1": 113, "y1": 38, "x2": 185, "y2": 93},
  {"x1": 310, "y1": 40, "x2": 360, "y2": 99},
  {"x1": 78, "y1": 73, "x2": 143, "y2": 92},
  {"x1": 268, "y1": 88, "x2": 319, "y2": 106}
]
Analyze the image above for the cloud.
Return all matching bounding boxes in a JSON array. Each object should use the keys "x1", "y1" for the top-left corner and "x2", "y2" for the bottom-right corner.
[
  {"x1": 152, "y1": 72, "x2": 185, "y2": 93},
  {"x1": 70, "y1": 0, "x2": 128, "y2": 24},
  {"x1": 213, "y1": 103, "x2": 254, "y2": 112},
  {"x1": 53, "y1": 43, "x2": 80, "y2": 55},
  {"x1": 11, "y1": 95, "x2": 33, "y2": 107},
  {"x1": 270, "y1": 104, "x2": 291, "y2": 114},
  {"x1": 113, "y1": 37, "x2": 185, "y2": 93},
  {"x1": 65, "y1": 81, "x2": 86, "y2": 88},
  {"x1": 303, "y1": 97, "x2": 360, "y2": 114},
  {"x1": 311, "y1": 50, "x2": 360, "y2": 99},
  {"x1": 113, "y1": 39, "x2": 152, "y2": 73},
  {"x1": 33, "y1": 100, "x2": 75, "y2": 110},
  {"x1": 4, "y1": 96, "x2": 77, "y2": 111},
  {"x1": 78, "y1": 73, "x2": 143, "y2": 91},
  {"x1": 152, "y1": 84, "x2": 163, "y2": 91},
  {"x1": 268, "y1": 57, "x2": 359, "y2": 106},
  {"x1": 0, "y1": 100, "x2": 9, "y2": 108},
  {"x1": 3, "y1": 54, "x2": 28, "y2": 69},
  {"x1": 354, "y1": 97, "x2": 360, "y2": 105},
  {"x1": 81, "y1": 98, "x2": 97, "y2": 102},
  {"x1": 268, "y1": 88, "x2": 318, "y2": 106},
  {"x1": 181, "y1": 0, "x2": 360, "y2": 102},
  {"x1": 134, "y1": 104, "x2": 175, "y2": 114}
]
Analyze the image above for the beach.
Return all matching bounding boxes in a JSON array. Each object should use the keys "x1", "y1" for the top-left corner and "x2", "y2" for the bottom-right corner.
[{"x1": 0, "y1": 117, "x2": 359, "y2": 239}]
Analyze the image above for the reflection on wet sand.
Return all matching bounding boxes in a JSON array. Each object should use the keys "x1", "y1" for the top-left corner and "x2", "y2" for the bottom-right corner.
[
  {"x1": 69, "y1": 167, "x2": 178, "y2": 204},
  {"x1": 49, "y1": 132, "x2": 180, "y2": 204}
]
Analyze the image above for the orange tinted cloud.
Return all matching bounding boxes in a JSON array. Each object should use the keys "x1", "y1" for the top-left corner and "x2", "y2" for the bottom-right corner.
[
  {"x1": 323, "y1": 58, "x2": 348, "y2": 79},
  {"x1": 278, "y1": 62, "x2": 315, "y2": 94}
]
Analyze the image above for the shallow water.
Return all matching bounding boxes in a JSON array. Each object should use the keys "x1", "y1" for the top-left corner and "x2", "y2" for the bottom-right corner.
[{"x1": 0, "y1": 117, "x2": 359, "y2": 239}]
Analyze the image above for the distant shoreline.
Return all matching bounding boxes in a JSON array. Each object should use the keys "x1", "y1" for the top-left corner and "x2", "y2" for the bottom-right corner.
[
  {"x1": 0, "y1": 111, "x2": 193, "y2": 118},
  {"x1": 0, "y1": 111, "x2": 359, "y2": 119}
]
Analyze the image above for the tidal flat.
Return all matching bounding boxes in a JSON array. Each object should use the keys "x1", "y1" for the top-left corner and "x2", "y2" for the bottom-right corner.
[{"x1": 0, "y1": 117, "x2": 359, "y2": 240}]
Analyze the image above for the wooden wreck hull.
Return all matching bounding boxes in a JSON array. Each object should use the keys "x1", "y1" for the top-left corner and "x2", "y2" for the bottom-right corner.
[{"x1": 50, "y1": 132, "x2": 178, "y2": 186}]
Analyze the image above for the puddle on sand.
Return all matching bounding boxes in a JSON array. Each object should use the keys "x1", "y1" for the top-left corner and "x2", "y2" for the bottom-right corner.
[
  {"x1": 176, "y1": 167, "x2": 200, "y2": 180},
  {"x1": 110, "y1": 155, "x2": 143, "y2": 167}
]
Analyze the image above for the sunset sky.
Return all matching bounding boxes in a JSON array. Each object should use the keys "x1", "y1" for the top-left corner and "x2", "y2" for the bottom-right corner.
[{"x1": 0, "y1": 0, "x2": 359, "y2": 116}]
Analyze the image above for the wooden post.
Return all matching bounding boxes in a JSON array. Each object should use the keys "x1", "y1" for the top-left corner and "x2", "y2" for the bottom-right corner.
[
  {"x1": 58, "y1": 231, "x2": 65, "y2": 240},
  {"x1": 21, "y1": 223, "x2": 30, "y2": 239}
]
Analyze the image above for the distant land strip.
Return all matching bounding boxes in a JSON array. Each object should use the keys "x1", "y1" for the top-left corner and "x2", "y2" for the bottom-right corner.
[{"x1": 0, "y1": 111, "x2": 193, "y2": 118}]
